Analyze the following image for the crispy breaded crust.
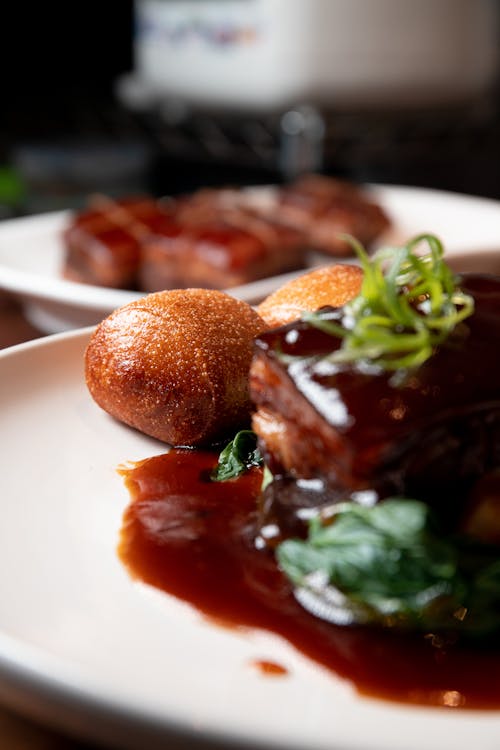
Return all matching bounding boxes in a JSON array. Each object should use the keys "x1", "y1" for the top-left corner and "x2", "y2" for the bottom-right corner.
[
  {"x1": 85, "y1": 288, "x2": 267, "y2": 446},
  {"x1": 257, "y1": 264, "x2": 363, "y2": 327}
]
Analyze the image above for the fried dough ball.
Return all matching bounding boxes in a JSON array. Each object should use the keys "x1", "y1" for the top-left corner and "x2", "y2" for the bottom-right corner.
[
  {"x1": 85, "y1": 289, "x2": 268, "y2": 447},
  {"x1": 256, "y1": 264, "x2": 363, "y2": 328}
]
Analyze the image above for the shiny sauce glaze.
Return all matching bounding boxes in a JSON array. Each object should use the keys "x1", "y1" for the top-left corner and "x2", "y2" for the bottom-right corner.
[
  {"x1": 118, "y1": 449, "x2": 500, "y2": 709},
  {"x1": 250, "y1": 274, "x2": 500, "y2": 524}
]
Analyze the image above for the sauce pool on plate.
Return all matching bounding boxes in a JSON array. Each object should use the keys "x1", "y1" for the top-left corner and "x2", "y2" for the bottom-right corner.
[{"x1": 118, "y1": 449, "x2": 500, "y2": 710}]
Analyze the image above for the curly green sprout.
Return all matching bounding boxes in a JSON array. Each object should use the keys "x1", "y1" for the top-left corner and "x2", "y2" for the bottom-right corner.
[{"x1": 303, "y1": 234, "x2": 475, "y2": 371}]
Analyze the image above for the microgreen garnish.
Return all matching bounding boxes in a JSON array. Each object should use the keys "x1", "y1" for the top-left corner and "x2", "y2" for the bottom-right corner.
[{"x1": 303, "y1": 234, "x2": 474, "y2": 371}]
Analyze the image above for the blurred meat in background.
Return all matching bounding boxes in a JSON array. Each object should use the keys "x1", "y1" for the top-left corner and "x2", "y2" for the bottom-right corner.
[{"x1": 1, "y1": 0, "x2": 500, "y2": 219}]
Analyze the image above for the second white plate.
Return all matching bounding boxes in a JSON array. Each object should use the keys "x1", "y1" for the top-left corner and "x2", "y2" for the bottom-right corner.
[{"x1": 0, "y1": 184, "x2": 499, "y2": 333}]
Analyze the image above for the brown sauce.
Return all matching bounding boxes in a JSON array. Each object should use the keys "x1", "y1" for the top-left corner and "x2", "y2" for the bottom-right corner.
[
  {"x1": 249, "y1": 660, "x2": 289, "y2": 676},
  {"x1": 118, "y1": 449, "x2": 500, "y2": 710},
  {"x1": 251, "y1": 274, "x2": 500, "y2": 522}
]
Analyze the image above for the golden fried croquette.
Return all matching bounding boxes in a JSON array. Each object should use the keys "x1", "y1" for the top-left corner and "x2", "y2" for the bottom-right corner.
[
  {"x1": 256, "y1": 264, "x2": 363, "y2": 328},
  {"x1": 85, "y1": 288, "x2": 267, "y2": 446}
]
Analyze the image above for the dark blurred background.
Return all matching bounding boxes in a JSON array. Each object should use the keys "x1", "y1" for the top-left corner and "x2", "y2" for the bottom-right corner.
[{"x1": 1, "y1": 0, "x2": 500, "y2": 218}]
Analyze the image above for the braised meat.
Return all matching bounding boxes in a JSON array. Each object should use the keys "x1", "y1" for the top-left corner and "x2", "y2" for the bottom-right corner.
[
  {"x1": 139, "y1": 212, "x2": 305, "y2": 292},
  {"x1": 62, "y1": 196, "x2": 160, "y2": 289},
  {"x1": 275, "y1": 174, "x2": 391, "y2": 256},
  {"x1": 250, "y1": 274, "x2": 500, "y2": 524},
  {"x1": 62, "y1": 190, "x2": 306, "y2": 291},
  {"x1": 61, "y1": 178, "x2": 391, "y2": 292}
]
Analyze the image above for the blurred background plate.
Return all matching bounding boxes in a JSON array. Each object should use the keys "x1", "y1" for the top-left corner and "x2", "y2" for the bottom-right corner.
[{"x1": 0, "y1": 184, "x2": 499, "y2": 333}]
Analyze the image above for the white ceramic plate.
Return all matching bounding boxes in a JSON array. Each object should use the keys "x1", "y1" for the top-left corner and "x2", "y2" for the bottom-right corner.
[
  {"x1": 0, "y1": 329, "x2": 500, "y2": 750},
  {"x1": 0, "y1": 185, "x2": 499, "y2": 333}
]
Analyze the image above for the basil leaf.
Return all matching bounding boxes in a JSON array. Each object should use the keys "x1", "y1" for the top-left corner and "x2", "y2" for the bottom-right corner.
[{"x1": 212, "y1": 430, "x2": 263, "y2": 482}]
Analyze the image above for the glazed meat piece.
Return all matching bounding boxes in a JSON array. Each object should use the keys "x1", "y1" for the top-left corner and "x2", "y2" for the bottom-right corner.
[
  {"x1": 62, "y1": 178, "x2": 389, "y2": 291},
  {"x1": 139, "y1": 187, "x2": 306, "y2": 290},
  {"x1": 274, "y1": 174, "x2": 391, "y2": 256},
  {"x1": 139, "y1": 211, "x2": 306, "y2": 291},
  {"x1": 250, "y1": 274, "x2": 500, "y2": 523},
  {"x1": 62, "y1": 177, "x2": 389, "y2": 291},
  {"x1": 62, "y1": 189, "x2": 307, "y2": 291},
  {"x1": 62, "y1": 196, "x2": 164, "y2": 289},
  {"x1": 63, "y1": 224, "x2": 140, "y2": 289},
  {"x1": 168, "y1": 187, "x2": 249, "y2": 225}
]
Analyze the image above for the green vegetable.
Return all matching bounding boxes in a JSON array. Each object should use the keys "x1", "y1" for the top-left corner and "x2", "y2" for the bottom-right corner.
[
  {"x1": 303, "y1": 234, "x2": 474, "y2": 371},
  {"x1": 212, "y1": 430, "x2": 263, "y2": 481},
  {"x1": 277, "y1": 499, "x2": 500, "y2": 636}
]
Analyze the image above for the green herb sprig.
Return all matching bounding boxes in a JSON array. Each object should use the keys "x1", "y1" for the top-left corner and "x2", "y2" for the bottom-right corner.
[
  {"x1": 211, "y1": 430, "x2": 263, "y2": 481},
  {"x1": 304, "y1": 234, "x2": 474, "y2": 371}
]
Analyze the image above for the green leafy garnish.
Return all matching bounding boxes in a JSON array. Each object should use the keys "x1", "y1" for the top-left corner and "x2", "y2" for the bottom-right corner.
[
  {"x1": 212, "y1": 430, "x2": 263, "y2": 481},
  {"x1": 303, "y1": 234, "x2": 474, "y2": 371},
  {"x1": 277, "y1": 499, "x2": 500, "y2": 636}
]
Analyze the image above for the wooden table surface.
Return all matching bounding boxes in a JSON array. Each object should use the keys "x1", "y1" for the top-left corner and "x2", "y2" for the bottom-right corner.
[
  {"x1": 0, "y1": 291, "x2": 103, "y2": 749},
  {"x1": 0, "y1": 293, "x2": 44, "y2": 350}
]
